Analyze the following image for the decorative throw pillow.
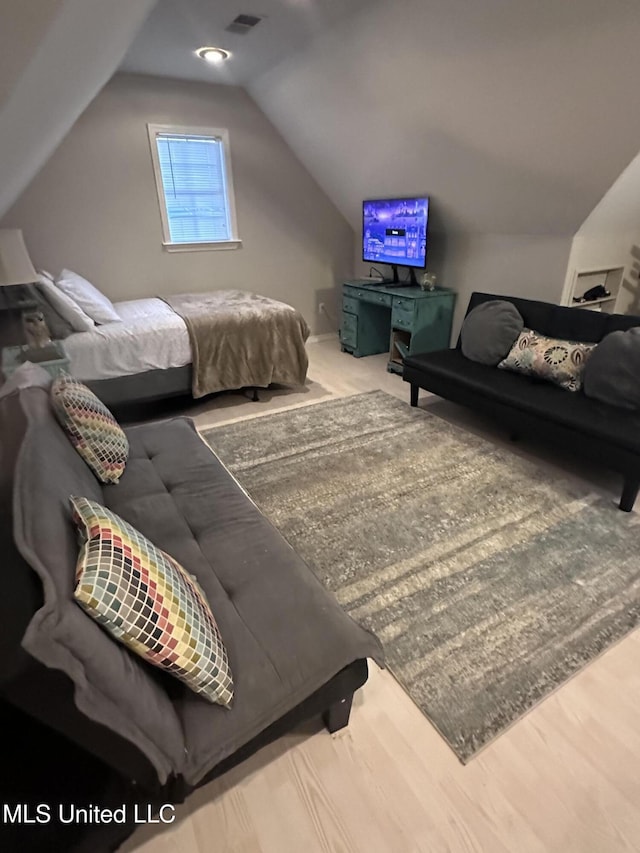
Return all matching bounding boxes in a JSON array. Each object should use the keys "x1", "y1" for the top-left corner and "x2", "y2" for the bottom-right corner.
[
  {"x1": 460, "y1": 300, "x2": 524, "y2": 365},
  {"x1": 37, "y1": 274, "x2": 95, "y2": 333},
  {"x1": 583, "y1": 328, "x2": 640, "y2": 409},
  {"x1": 71, "y1": 496, "x2": 234, "y2": 707},
  {"x1": 51, "y1": 375, "x2": 129, "y2": 483},
  {"x1": 56, "y1": 269, "x2": 121, "y2": 325},
  {"x1": 498, "y1": 329, "x2": 595, "y2": 391}
]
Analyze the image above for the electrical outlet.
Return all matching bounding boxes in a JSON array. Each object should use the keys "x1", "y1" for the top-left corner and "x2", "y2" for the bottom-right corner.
[{"x1": 319, "y1": 302, "x2": 326, "y2": 313}]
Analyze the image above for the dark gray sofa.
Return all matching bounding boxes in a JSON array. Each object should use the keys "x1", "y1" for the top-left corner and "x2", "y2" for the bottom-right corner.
[
  {"x1": 403, "y1": 291, "x2": 640, "y2": 512},
  {"x1": 0, "y1": 385, "x2": 383, "y2": 852}
]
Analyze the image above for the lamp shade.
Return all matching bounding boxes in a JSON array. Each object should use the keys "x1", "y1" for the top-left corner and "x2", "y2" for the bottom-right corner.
[{"x1": 0, "y1": 229, "x2": 37, "y2": 286}]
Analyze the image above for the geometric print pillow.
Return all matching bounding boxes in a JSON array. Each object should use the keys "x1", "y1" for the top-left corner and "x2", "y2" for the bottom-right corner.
[
  {"x1": 498, "y1": 328, "x2": 595, "y2": 392},
  {"x1": 70, "y1": 496, "x2": 234, "y2": 707},
  {"x1": 51, "y1": 374, "x2": 129, "y2": 484}
]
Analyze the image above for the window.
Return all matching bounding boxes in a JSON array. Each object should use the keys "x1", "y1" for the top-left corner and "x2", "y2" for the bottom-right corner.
[{"x1": 147, "y1": 124, "x2": 240, "y2": 251}]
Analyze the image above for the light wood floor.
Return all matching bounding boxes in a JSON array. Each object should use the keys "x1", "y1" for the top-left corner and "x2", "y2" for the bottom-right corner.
[{"x1": 124, "y1": 338, "x2": 639, "y2": 853}]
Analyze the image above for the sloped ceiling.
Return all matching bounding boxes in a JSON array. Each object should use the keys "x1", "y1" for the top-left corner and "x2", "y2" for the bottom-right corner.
[
  {"x1": 0, "y1": 0, "x2": 156, "y2": 217},
  {"x1": 244, "y1": 0, "x2": 640, "y2": 236},
  {"x1": 578, "y1": 148, "x2": 640, "y2": 237},
  {"x1": 121, "y1": 0, "x2": 373, "y2": 87}
]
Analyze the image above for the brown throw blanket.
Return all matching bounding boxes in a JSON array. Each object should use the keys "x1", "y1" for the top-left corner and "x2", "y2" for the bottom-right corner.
[{"x1": 161, "y1": 290, "x2": 310, "y2": 398}]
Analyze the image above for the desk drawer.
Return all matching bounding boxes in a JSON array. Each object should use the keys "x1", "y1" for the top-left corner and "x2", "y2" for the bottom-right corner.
[
  {"x1": 353, "y1": 289, "x2": 392, "y2": 307},
  {"x1": 341, "y1": 311, "x2": 357, "y2": 347},
  {"x1": 342, "y1": 295, "x2": 359, "y2": 314},
  {"x1": 391, "y1": 300, "x2": 416, "y2": 330}
]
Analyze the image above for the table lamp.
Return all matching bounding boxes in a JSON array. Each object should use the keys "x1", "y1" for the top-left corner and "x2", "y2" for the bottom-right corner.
[{"x1": 0, "y1": 228, "x2": 55, "y2": 359}]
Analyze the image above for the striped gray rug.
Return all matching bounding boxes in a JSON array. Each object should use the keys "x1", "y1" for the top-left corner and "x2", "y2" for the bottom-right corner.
[{"x1": 202, "y1": 391, "x2": 640, "y2": 761}]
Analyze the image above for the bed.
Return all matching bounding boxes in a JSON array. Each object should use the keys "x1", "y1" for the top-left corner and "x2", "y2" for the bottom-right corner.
[{"x1": 63, "y1": 291, "x2": 310, "y2": 407}]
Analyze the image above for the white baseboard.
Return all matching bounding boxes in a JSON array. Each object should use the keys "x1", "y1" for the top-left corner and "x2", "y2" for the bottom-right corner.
[{"x1": 307, "y1": 332, "x2": 338, "y2": 344}]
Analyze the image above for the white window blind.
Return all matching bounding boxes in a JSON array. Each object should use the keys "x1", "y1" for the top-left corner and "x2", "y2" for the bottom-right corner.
[{"x1": 148, "y1": 125, "x2": 240, "y2": 249}]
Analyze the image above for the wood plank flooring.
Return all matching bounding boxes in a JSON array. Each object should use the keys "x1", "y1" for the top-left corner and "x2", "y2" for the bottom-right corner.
[{"x1": 123, "y1": 337, "x2": 638, "y2": 853}]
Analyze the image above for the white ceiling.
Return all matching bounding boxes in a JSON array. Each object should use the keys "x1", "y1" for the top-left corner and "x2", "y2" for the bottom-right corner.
[{"x1": 120, "y1": 0, "x2": 372, "y2": 86}]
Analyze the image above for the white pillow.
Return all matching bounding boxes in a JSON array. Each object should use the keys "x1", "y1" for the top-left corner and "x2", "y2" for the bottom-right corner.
[
  {"x1": 56, "y1": 269, "x2": 121, "y2": 325},
  {"x1": 37, "y1": 275, "x2": 95, "y2": 333}
]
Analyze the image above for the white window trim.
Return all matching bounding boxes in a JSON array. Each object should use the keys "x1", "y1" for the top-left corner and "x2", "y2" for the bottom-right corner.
[{"x1": 147, "y1": 123, "x2": 242, "y2": 252}]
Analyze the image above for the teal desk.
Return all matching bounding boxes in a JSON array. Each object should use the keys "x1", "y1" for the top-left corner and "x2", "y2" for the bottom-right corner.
[{"x1": 340, "y1": 282, "x2": 456, "y2": 373}]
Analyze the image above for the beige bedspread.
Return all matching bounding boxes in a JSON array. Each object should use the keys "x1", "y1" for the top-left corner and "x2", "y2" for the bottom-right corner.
[{"x1": 161, "y1": 290, "x2": 310, "y2": 398}]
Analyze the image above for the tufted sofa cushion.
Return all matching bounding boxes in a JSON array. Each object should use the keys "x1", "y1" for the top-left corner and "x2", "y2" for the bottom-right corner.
[
  {"x1": 5, "y1": 388, "x2": 186, "y2": 784},
  {"x1": 104, "y1": 418, "x2": 383, "y2": 786}
]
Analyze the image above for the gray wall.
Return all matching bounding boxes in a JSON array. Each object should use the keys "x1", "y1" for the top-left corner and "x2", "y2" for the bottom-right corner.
[
  {"x1": 355, "y1": 232, "x2": 571, "y2": 340},
  {"x1": 2, "y1": 73, "x2": 354, "y2": 334},
  {"x1": 248, "y1": 0, "x2": 640, "y2": 340},
  {"x1": 433, "y1": 235, "x2": 572, "y2": 339}
]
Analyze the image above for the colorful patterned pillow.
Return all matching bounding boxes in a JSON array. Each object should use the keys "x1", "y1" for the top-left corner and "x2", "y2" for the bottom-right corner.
[
  {"x1": 71, "y1": 496, "x2": 234, "y2": 707},
  {"x1": 498, "y1": 328, "x2": 595, "y2": 392},
  {"x1": 51, "y1": 375, "x2": 128, "y2": 484}
]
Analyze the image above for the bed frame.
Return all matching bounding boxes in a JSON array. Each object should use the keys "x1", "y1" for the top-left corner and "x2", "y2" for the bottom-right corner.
[
  {"x1": 87, "y1": 366, "x2": 193, "y2": 407},
  {"x1": 87, "y1": 366, "x2": 260, "y2": 408}
]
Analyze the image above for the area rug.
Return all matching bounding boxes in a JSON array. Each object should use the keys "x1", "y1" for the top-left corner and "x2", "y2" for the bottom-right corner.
[{"x1": 201, "y1": 391, "x2": 640, "y2": 762}]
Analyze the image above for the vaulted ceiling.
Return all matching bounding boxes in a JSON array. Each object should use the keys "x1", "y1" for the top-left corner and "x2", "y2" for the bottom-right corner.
[
  {"x1": 247, "y1": 0, "x2": 640, "y2": 236},
  {"x1": 121, "y1": 0, "x2": 372, "y2": 86},
  {"x1": 119, "y1": 0, "x2": 640, "y2": 238},
  {"x1": 0, "y1": 0, "x2": 155, "y2": 217},
  {"x1": 2, "y1": 0, "x2": 640, "y2": 241}
]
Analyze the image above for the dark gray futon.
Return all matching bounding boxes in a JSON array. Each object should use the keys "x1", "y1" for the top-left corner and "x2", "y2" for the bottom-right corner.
[{"x1": 0, "y1": 386, "x2": 383, "y2": 852}]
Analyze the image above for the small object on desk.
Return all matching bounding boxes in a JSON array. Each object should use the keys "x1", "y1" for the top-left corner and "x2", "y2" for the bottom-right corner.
[
  {"x1": 420, "y1": 272, "x2": 437, "y2": 292},
  {"x1": 2, "y1": 340, "x2": 70, "y2": 381}
]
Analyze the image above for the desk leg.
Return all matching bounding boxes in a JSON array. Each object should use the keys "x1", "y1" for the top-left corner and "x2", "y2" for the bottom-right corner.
[{"x1": 410, "y1": 384, "x2": 419, "y2": 407}]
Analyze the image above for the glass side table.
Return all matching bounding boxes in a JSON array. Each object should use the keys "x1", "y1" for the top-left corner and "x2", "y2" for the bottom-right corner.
[{"x1": 2, "y1": 341, "x2": 70, "y2": 381}]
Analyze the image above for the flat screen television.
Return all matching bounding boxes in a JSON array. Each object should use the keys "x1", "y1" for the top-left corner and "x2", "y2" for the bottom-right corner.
[{"x1": 362, "y1": 196, "x2": 429, "y2": 285}]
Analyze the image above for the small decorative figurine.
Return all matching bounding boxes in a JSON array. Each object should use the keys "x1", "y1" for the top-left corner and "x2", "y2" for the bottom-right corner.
[
  {"x1": 22, "y1": 309, "x2": 52, "y2": 349},
  {"x1": 420, "y1": 272, "x2": 437, "y2": 291}
]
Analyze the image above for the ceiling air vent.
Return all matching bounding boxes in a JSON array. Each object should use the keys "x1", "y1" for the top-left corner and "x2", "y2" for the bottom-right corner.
[{"x1": 225, "y1": 14, "x2": 263, "y2": 35}]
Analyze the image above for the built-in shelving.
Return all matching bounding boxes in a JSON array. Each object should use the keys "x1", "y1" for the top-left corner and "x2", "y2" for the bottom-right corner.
[{"x1": 567, "y1": 266, "x2": 623, "y2": 311}]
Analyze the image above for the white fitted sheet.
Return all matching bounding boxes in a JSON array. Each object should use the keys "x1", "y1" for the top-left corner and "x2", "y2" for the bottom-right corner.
[{"x1": 64, "y1": 298, "x2": 191, "y2": 381}]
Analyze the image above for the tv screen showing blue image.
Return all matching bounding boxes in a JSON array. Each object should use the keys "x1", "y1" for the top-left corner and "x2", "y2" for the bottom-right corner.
[{"x1": 362, "y1": 197, "x2": 429, "y2": 269}]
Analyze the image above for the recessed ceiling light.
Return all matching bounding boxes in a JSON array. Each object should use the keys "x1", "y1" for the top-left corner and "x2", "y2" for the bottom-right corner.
[{"x1": 196, "y1": 46, "x2": 231, "y2": 64}]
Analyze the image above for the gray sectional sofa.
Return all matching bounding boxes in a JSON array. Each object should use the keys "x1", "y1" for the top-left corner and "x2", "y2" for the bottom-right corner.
[{"x1": 0, "y1": 385, "x2": 383, "y2": 852}]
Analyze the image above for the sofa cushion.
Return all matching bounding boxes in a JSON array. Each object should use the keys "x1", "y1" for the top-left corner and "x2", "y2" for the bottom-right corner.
[
  {"x1": 51, "y1": 375, "x2": 129, "y2": 484},
  {"x1": 460, "y1": 300, "x2": 523, "y2": 365},
  {"x1": 4, "y1": 387, "x2": 186, "y2": 784},
  {"x1": 460, "y1": 292, "x2": 640, "y2": 346},
  {"x1": 71, "y1": 496, "x2": 234, "y2": 707},
  {"x1": 583, "y1": 329, "x2": 640, "y2": 410},
  {"x1": 404, "y1": 348, "x2": 640, "y2": 454},
  {"x1": 498, "y1": 328, "x2": 594, "y2": 391},
  {"x1": 104, "y1": 417, "x2": 384, "y2": 786}
]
